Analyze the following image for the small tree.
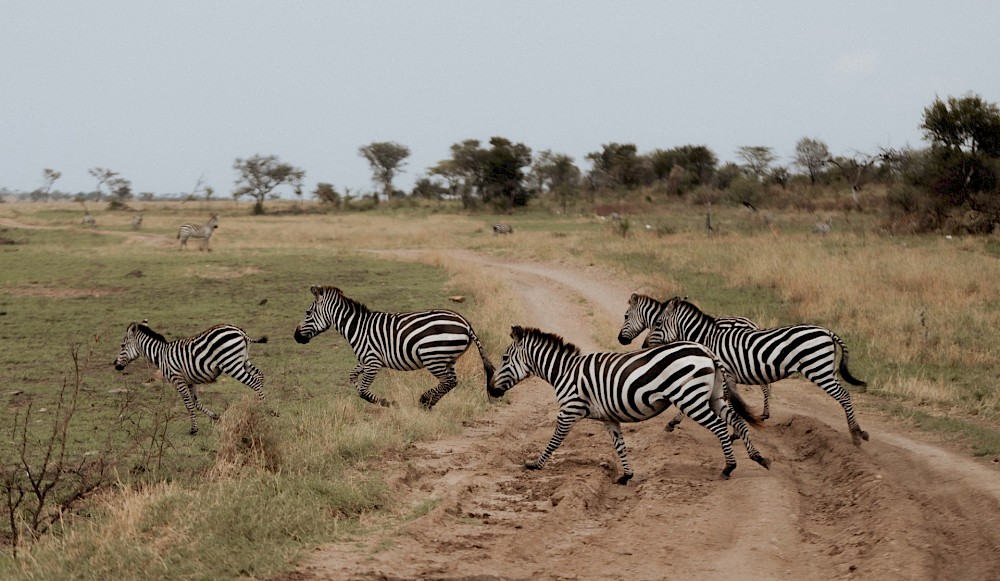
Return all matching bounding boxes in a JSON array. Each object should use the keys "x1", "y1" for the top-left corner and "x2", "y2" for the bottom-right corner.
[
  {"x1": 88, "y1": 167, "x2": 118, "y2": 202},
  {"x1": 30, "y1": 169, "x2": 61, "y2": 202},
  {"x1": 359, "y1": 141, "x2": 410, "y2": 203},
  {"x1": 736, "y1": 146, "x2": 776, "y2": 180},
  {"x1": 232, "y1": 155, "x2": 304, "y2": 214},
  {"x1": 530, "y1": 150, "x2": 581, "y2": 212},
  {"x1": 313, "y1": 182, "x2": 341, "y2": 207},
  {"x1": 792, "y1": 138, "x2": 830, "y2": 186}
]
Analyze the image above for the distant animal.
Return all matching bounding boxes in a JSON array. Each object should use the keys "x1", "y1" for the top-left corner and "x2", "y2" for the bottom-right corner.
[
  {"x1": 646, "y1": 297, "x2": 869, "y2": 446},
  {"x1": 113, "y1": 321, "x2": 269, "y2": 434},
  {"x1": 177, "y1": 214, "x2": 219, "y2": 250},
  {"x1": 617, "y1": 292, "x2": 771, "y2": 431},
  {"x1": 132, "y1": 213, "x2": 143, "y2": 230},
  {"x1": 492, "y1": 223, "x2": 513, "y2": 235},
  {"x1": 488, "y1": 325, "x2": 770, "y2": 483},
  {"x1": 812, "y1": 217, "x2": 833, "y2": 235},
  {"x1": 293, "y1": 285, "x2": 495, "y2": 409},
  {"x1": 81, "y1": 213, "x2": 96, "y2": 228}
]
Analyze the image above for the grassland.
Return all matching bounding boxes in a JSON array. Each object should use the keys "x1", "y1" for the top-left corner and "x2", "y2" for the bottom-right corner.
[{"x1": 1, "y1": 197, "x2": 998, "y2": 578}]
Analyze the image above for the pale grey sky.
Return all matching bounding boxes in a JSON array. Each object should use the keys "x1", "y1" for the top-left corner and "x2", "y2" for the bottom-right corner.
[{"x1": 1, "y1": 1, "x2": 997, "y2": 196}]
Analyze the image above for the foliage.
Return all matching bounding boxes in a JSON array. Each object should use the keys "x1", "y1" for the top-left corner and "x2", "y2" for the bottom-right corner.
[
  {"x1": 232, "y1": 155, "x2": 305, "y2": 214},
  {"x1": 586, "y1": 143, "x2": 647, "y2": 191},
  {"x1": 735, "y1": 146, "x2": 775, "y2": 179},
  {"x1": 313, "y1": 182, "x2": 341, "y2": 207},
  {"x1": 529, "y1": 150, "x2": 581, "y2": 213},
  {"x1": 648, "y1": 145, "x2": 718, "y2": 190},
  {"x1": 358, "y1": 141, "x2": 411, "y2": 202},
  {"x1": 792, "y1": 137, "x2": 830, "y2": 186}
]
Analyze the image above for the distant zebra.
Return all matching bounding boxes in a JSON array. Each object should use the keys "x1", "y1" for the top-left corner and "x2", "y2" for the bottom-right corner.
[
  {"x1": 81, "y1": 213, "x2": 96, "y2": 228},
  {"x1": 617, "y1": 293, "x2": 772, "y2": 430},
  {"x1": 492, "y1": 223, "x2": 513, "y2": 235},
  {"x1": 177, "y1": 214, "x2": 219, "y2": 250},
  {"x1": 114, "y1": 320, "x2": 269, "y2": 434},
  {"x1": 646, "y1": 297, "x2": 869, "y2": 445},
  {"x1": 293, "y1": 285, "x2": 495, "y2": 409},
  {"x1": 812, "y1": 217, "x2": 833, "y2": 236},
  {"x1": 488, "y1": 326, "x2": 770, "y2": 483},
  {"x1": 132, "y1": 213, "x2": 143, "y2": 230}
]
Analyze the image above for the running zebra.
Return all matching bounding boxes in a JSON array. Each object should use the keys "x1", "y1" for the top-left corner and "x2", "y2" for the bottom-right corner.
[
  {"x1": 177, "y1": 214, "x2": 218, "y2": 250},
  {"x1": 131, "y1": 213, "x2": 143, "y2": 230},
  {"x1": 293, "y1": 285, "x2": 495, "y2": 409},
  {"x1": 488, "y1": 326, "x2": 770, "y2": 483},
  {"x1": 81, "y1": 213, "x2": 97, "y2": 228},
  {"x1": 646, "y1": 297, "x2": 870, "y2": 445},
  {"x1": 617, "y1": 293, "x2": 773, "y2": 430},
  {"x1": 114, "y1": 320, "x2": 269, "y2": 434},
  {"x1": 492, "y1": 223, "x2": 513, "y2": 235}
]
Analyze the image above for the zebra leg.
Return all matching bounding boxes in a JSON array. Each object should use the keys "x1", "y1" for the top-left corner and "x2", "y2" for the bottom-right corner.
[
  {"x1": 169, "y1": 378, "x2": 210, "y2": 434},
  {"x1": 716, "y1": 401, "x2": 770, "y2": 470},
  {"x1": 603, "y1": 421, "x2": 634, "y2": 484},
  {"x1": 226, "y1": 361, "x2": 279, "y2": 417},
  {"x1": 810, "y1": 374, "x2": 869, "y2": 446},
  {"x1": 348, "y1": 364, "x2": 362, "y2": 387},
  {"x1": 665, "y1": 410, "x2": 685, "y2": 432},
  {"x1": 418, "y1": 363, "x2": 458, "y2": 409},
  {"x1": 355, "y1": 365, "x2": 395, "y2": 408},
  {"x1": 761, "y1": 383, "x2": 772, "y2": 420},
  {"x1": 680, "y1": 401, "x2": 738, "y2": 479},
  {"x1": 526, "y1": 409, "x2": 583, "y2": 472}
]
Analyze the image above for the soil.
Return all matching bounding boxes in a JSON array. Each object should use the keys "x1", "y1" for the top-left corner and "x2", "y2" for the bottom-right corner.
[{"x1": 287, "y1": 251, "x2": 1000, "y2": 581}]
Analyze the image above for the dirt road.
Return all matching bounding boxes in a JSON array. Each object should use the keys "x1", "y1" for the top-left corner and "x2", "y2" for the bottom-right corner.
[{"x1": 289, "y1": 251, "x2": 1000, "y2": 580}]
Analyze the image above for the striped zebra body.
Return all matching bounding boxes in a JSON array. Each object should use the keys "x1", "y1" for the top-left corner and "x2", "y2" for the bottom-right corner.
[
  {"x1": 647, "y1": 297, "x2": 869, "y2": 445},
  {"x1": 293, "y1": 285, "x2": 495, "y2": 409},
  {"x1": 81, "y1": 213, "x2": 96, "y2": 228},
  {"x1": 114, "y1": 321, "x2": 269, "y2": 434},
  {"x1": 177, "y1": 214, "x2": 218, "y2": 250},
  {"x1": 617, "y1": 293, "x2": 773, "y2": 429},
  {"x1": 492, "y1": 223, "x2": 513, "y2": 235},
  {"x1": 488, "y1": 326, "x2": 770, "y2": 483},
  {"x1": 131, "y1": 213, "x2": 143, "y2": 230}
]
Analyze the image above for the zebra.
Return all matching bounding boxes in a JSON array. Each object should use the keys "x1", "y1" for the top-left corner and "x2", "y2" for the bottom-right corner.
[
  {"x1": 114, "y1": 320, "x2": 269, "y2": 434},
  {"x1": 81, "y1": 213, "x2": 96, "y2": 228},
  {"x1": 812, "y1": 217, "x2": 833, "y2": 236},
  {"x1": 646, "y1": 297, "x2": 870, "y2": 446},
  {"x1": 177, "y1": 214, "x2": 219, "y2": 250},
  {"x1": 293, "y1": 285, "x2": 495, "y2": 409},
  {"x1": 492, "y1": 223, "x2": 513, "y2": 235},
  {"x1": 131, "y1": 213, "x2": 143, "y2": 230},
  {"x1": 488, "y1": 325, "x2": 770, "y2": 483},
  {"x1": 617, "y1": 293, "x2": 773, "y2": 430}
]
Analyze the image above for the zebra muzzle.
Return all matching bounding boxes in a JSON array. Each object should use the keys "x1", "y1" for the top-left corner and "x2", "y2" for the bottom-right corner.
[
  {"x1": 293, "y1": 328, "x2": 311, "y2": 344},
  {"x1": 617, "y1": 333, "x2": 634, "y2": 346}
]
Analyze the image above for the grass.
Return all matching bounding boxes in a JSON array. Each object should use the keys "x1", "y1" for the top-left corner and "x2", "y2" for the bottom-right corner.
[{"x1": 1, "y1": 197, "x2": 999, "y2": 578}]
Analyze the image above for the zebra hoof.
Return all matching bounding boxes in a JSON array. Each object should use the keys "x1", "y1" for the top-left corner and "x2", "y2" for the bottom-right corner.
[
  {"x1": 189, "y1": 428, "x2": 199, "y2": 435},
  {"x1": 721, "y1": 464, "x2": 736, "y2": 479},
  {"x1": 268, "y1": 409, "x2": 280, "y2": 417},
  {"x1": 753, "y1": 455, "x2": 771, "y2": 470},
  {"x1": 665, "y1": 423, "x2": 678, "y2": 433},
  {"x1": 761, "y1": 412, "x2": 770, "y2": 420},
  {"x1": 524, "y1": 461, "x2": 542, "y2": 471},
  {"x1": 616, "y1": 473, "x2": 633, "y2": 485}
]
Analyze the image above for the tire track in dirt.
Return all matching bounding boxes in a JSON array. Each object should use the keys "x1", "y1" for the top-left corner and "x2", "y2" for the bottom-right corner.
[{"x1": 282, "y1": 252, "x2": 1000, "y2": 581}]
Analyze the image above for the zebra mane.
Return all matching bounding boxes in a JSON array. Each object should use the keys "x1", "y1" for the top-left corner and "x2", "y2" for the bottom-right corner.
[
  {"x1": 319, "y1": 286, "x2": 371, "y2": 314},
  {"x1": 515, "y1": 326, "x2": 582, "y2": 358},
  {"x1": 667, "y1": 296, "x2": 717, "y2": 324},
  {"x1": 135, "y1": 322, "x2": 168, "y2": 343}
]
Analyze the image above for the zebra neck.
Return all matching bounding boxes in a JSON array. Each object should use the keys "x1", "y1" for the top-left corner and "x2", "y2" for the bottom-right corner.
[
  {"x1": 141, "y1": 338, "x2": 168, "y2": 366},
  {"x1": 331, "y1": 303, "x2": 371, "y2": 342},
  {"x1": 533, "y1": 352, "x2": 579, "y2": 387}
]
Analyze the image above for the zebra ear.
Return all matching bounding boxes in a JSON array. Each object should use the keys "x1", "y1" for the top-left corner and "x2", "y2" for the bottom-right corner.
[
  {"x1": 139, "y1": 319, "x2": 149, "y2": 327},
  {"x1": 310, "y1": 286, "x2": 323, "y2": 297},
  {"x1": 629, "y1": 292, "x2": 639, "y2": 305},
  {"x1": 510, "y1": 325, "x2": 525, "y2": 341}
]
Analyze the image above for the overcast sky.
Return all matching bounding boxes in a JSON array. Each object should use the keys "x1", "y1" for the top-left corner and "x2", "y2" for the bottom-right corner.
[{"x1": 2, "y1": 2, "x2": 998, "y2": 197}]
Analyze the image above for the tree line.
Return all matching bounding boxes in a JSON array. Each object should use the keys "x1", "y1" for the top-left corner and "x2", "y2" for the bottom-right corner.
[{"x1": 9, "y1": 93, "x2": 1000, "y2": 233}]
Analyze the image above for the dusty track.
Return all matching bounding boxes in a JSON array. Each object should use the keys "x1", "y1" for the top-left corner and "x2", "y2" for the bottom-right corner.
[{"x1": 288, "y1": 252, "x2": 1000, "y2": 581}]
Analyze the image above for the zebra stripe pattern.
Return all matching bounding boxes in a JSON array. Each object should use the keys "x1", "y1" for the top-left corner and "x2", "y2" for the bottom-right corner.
[
  {"x1": 177, "y1": 214, "x2": 219, "y2": 250},
  {"x1": 114, "y1": 321, "x2": 269, "y2": 434},
  {"x1": 293, "y1": 285, "x2": 495, "y2": 409},
  {"x1": 492, "y1": 223, "x2": 513, "y2": 235},
  {"x1": 488, "y1": 325, "x2": 770, "y2": 483},
  {"x1": 647, "y1": 297, "x2": 870, "y2": 445},
  {"x1": 617, "y1": 292, "x2": 772, "y2": 430}
]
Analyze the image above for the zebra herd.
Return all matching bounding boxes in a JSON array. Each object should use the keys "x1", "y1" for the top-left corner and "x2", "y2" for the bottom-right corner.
[{"x1": 114, "y1": 285, "x2": 867, "y2": 483}]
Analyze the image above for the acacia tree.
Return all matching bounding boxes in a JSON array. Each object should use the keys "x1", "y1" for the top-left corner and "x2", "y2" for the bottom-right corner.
[
  {"x1": 30, "y1": 169, "x2": 61, "y2": 202},
  {"x1": 359, "y1": 141, "x2": 410, "y2": 202},
  {"x1": 586, "y1": 143, "x2": 644, "y2": 191},
  {"x1": 736, "y1": 146, "x2": 776, "y2": 180},
  {"x1": 529, "y1": 150, "x2": 580, "y2": 213},
  {"x1": 793, "y1": 138, "x2": 830, "y2": 186},
  {"x1": 232, "y1": 155, "x2": 304, "y2": 214}
]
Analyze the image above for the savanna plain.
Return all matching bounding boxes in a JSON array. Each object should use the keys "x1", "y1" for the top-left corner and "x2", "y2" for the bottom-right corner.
[{"x1": 1, "y1": 198, "x2": 999, "y2": 580}]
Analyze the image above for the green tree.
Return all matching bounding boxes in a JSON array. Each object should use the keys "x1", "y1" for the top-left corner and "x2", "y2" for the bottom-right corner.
[
  {"x1": 30, "y1": 168, "x2": 61, "y2": 202},
  {"x1": 88, "y1": 167, "x2": 118, "y2": 202},
  {"x1": 359, "y1": 141, "x2": 411, "y2": 202},
  {"x1": 736, "y1": 146, "x2": 776, "y2": 180},
  {"x1": 586, "y1": 143, "x2": 646, "y2": 191},
  {"x1": 313, "y1": 182, "x2": 341, "y2": 207},
  {"x1": 529, "y1": 150, "x2": 580, "y2": 212},
  {"x1": 232, "y1": 155, "x2": 305, "y2": 214},
  {"x1": 792, "y1": 138, "x2": 830, "y2": 186},
  {"x1": 480, "y1": 137, "x2": 532, "y2": 211}
]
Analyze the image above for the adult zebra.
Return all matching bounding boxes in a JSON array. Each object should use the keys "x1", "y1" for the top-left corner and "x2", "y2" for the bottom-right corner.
[
  {"x1": 293, "y1": 285, "x2": 495, "y2": 409},
  {"x1": 646, "y1": 297, "x2": 870, "y2": 445},
  {"x1": 114, "y1": 320, "x2": 269, "y2": 434},
  {"x1": 492, "y1": 223, "x2": 513, "y2": 235},
  {"x1": 617, "y1": 292, "x2": 772, "y2": 430},
  {"x1": 488, "y1": 325, "x2": 770, "y2": 483},
  {"x1": 177, "y1": 214, "x2": 218, "y2": 250}
]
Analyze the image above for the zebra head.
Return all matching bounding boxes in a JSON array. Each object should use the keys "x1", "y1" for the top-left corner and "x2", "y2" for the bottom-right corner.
[
  {"x1": 293, "y1": 285, "x2": 337, "y2": 344},
  {"x1": 646, "y1": 297, "x2": 685, "y2": 347},
  {"x1": 114, "y1": 321, "x2": 144, "y2": 370},
  {"x1": 488, "y1": 326, "x2": 537, "y2": 399},
  {"x1": 617, "y1": 293, "x2": 661, "y2": 346},
  {"x1": 208, "y1": 214, "x2": 219, "y2": 230}
]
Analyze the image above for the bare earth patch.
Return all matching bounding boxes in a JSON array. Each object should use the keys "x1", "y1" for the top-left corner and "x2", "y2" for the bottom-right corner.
[{"x1": 278, "y1": 253, "x2": 1000, "y2": 580}]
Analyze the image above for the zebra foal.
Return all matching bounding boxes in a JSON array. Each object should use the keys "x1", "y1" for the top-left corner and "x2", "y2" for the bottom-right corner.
[
  {"x1": 488, "y1": 326, "x2": 770, "y2": 483},
  {"x1": 618, "y1": 292, "x2": 772, "y2": 430},
  {"x1": 293, "y1": 286, "x2": 495, "y2": 409},
  {"x1": 114, "y1": 320, "x2": 269, "y2": 434},
  {"x1": 647, "y1": 297, "x2": 869, "y2": 445},
  {"x1": 177, "y1": 214, "x2": 219, "y2": 250}
]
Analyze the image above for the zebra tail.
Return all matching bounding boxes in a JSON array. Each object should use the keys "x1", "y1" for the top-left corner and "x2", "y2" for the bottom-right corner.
[
  {"x1": 469, "y1": 328, "x2": 496, "y2": 389},
  {"x1": 720, "y1": 365, "x2": 763, "y2": 427},
  {"x1": 833, "y1": 333, "x2": 867, "y2": 390},
  {"x1": 251, "y1": 336, "x2": 269, "y2": 344}
]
